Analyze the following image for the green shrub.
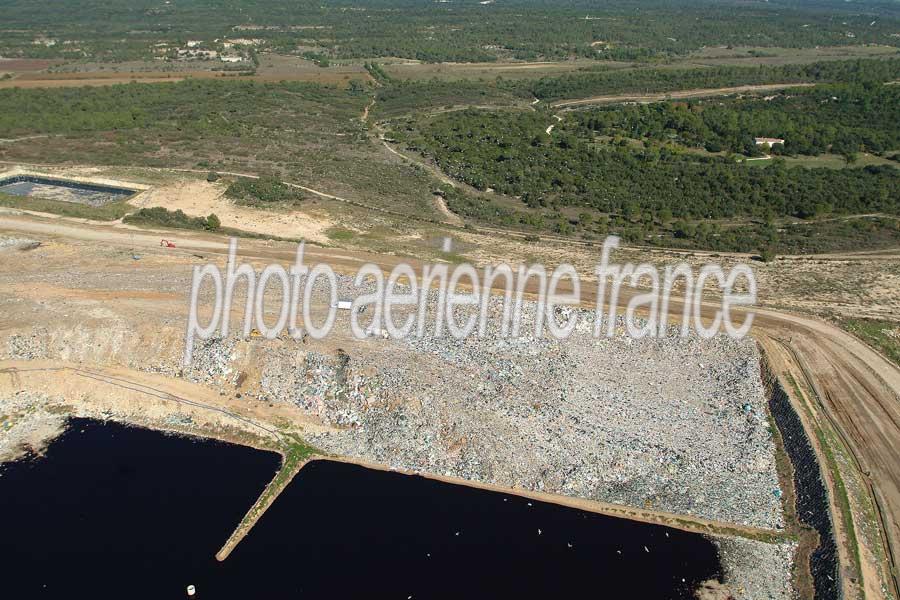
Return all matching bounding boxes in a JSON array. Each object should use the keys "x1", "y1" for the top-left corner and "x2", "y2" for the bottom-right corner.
[
  {"x1": 757, "y1": 247, "x2": 777, "y2": 262},
  {"x1": 123, "y1": 206, "x2": 218, "y2": 231},
  {"x1": 225, "y1": 176, "x2": 304, "y2": 208},
  {"x1": 326, "y1": 227, "x2": 355, "y2": 241}
]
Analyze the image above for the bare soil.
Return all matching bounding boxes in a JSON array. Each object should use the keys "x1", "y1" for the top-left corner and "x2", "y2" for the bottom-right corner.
[
  {"x1": 552, "y1": 82, "x2": 817, "y2": 108},
  {"x1": 130, "y1": 179, "x2": 334, "y2": 244}
]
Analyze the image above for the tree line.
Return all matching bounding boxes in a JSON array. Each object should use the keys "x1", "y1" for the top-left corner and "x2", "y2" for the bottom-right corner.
[
  {"x1": 574, "y1": 82, "x2": 900, "y2": 158},
  {"x1": 526, "y1": 58, "x2": 900, "y2": 101}
]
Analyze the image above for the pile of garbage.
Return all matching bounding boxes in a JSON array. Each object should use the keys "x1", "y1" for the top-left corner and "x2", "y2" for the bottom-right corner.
[{"x1": 263, "y1": 278, "x2": 785, "y2": 530}]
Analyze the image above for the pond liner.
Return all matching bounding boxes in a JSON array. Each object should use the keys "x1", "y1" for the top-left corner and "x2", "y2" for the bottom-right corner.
[
  {"x1": 0, "y1": 175, "x2": 135, "y2": 198},
  {"x1": 768, "y1": 372, "x2": 841, "y2": 599}
]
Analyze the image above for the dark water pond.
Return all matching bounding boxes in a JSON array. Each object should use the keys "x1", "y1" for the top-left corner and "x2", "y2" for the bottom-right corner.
[
  {"x1": 0, "y1": 418, "x2": 722, "y2": 599},
  {"x1": 0, "y1": 176, "x2": 134, "y2": 206}
]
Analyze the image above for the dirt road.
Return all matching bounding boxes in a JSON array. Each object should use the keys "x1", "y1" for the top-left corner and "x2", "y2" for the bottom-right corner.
[
  {"x1": 7, "y1": 160, "x2": 900, "y2": 265},
  {"x1": 551, "y1": 82, "x2": 817, "y2": 108},
  {"x1": 754, "y1": 310, "x2": 900, "y2": 594}
]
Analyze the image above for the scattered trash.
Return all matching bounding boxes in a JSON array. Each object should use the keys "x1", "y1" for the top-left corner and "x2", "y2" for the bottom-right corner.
[{"x1": 18, "y1": 241, "x2": 42, "y2": 252}]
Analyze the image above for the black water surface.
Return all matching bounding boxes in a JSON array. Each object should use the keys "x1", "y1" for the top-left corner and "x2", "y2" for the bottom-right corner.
[
  {"x1": 0, "y1": 419, "x2": 280, "y2": 598},
  {"x1": 0, "y1": 175, "x2": 134, "y2": 205},
  {"x1": 0, "y1": 419, "x2": 723, "y2": 599}
]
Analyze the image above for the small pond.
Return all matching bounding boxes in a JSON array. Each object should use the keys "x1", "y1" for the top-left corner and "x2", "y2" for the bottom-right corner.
[{"x1": 0, "y1": 176, "x2": 135, "y2": 206}]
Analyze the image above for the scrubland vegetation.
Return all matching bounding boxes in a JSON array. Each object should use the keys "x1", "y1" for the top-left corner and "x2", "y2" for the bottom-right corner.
[
  {"x1": 0, "y1": 80, "x2": 363, "y2": 138},
  {"x1": 0, "y1": 1, "x2": 897, "y2": 255},
  {"x1": 226, "y1": 177, "x2": 305, "y2": 208},
  {"x1": 123, "y1": 207, "x2": 221, "y2": 231},
  {"x1": 1, "y1": 0, "x2": 898, "y2": 63},
  {"x1": 527, "y1": 58, "x2": 900, "y2": 101},
  {"x1": 0, "y1": 80, "x2": 443, "y2": 220},
  {"x1": 370, "y1": 57, "x2": 900, "y2": 117}
]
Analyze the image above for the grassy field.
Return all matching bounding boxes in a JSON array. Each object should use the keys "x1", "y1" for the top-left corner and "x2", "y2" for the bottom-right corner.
[
  {"x1": 842, "y1": 318, "x2": 900, "y2": 366},
  {"x1": 0, "y1": 191, "x2": 134, "y2": 220},
  {"x1": 381, "y1": 59, "x2": 623, "y2": 82},
  {"x1": 379, "y1": 45, "x2": 900, "y2": 82},
  {"x1": 325, "y1": 226, "x2": 356, "y2": 242}
]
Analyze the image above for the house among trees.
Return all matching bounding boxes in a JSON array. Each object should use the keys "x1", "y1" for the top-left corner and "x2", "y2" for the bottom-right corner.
[{"x1": 754, "y1": 137, "x2": 785, "y2": 147}]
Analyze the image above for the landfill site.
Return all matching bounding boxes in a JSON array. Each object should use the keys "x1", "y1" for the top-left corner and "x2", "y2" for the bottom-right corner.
[
  {"x1": 0, "y1": 228, "x2": 801, "y2": 598},
  {"x1": 0, "y1": 181, "x2": 900, "y2": 599},
  {"x1": 261, "y1": 292, "x2": 784, "y2": 530}
]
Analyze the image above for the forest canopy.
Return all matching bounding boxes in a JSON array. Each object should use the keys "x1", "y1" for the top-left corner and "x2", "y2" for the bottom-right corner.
[
  {"x1": 574, "y1": 82, "x2": 900, "y2": 158},
  {"x1": 391, "y1": 106, "x2": 899, "y2": 221}
]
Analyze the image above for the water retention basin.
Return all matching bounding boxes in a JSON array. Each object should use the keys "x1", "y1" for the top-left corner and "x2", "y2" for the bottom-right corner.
[
  {"x1": 0, "y1": 418, "x2": 724, "y2": 598},
  {"x1": 0, "y1": 175, "x2": 135, "y2": 206}
]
